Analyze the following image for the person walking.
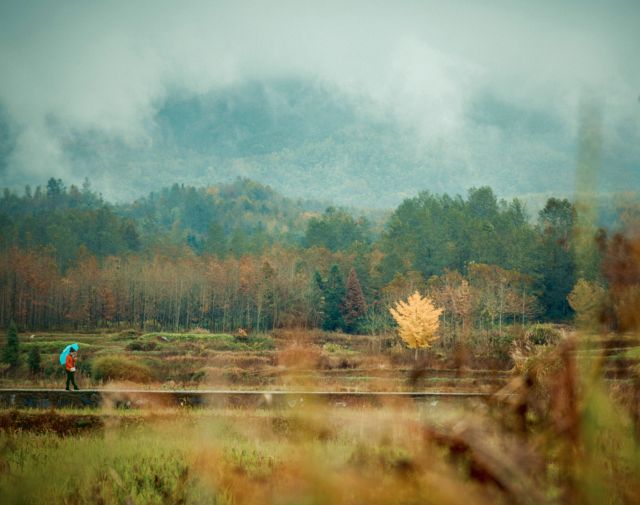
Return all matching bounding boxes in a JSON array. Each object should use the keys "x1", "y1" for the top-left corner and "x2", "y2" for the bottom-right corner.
[{"x1": 65, "y1": 349, "x2": 79, "y2": 391}]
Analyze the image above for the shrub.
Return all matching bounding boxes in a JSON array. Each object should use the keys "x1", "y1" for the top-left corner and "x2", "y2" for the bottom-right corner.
[
  {"x1": 117, "y1": 329, "x2": 142, "y2": 338},
  {"x1": 92, "y1": 356, "x2": 153, "y2": 383},
  {"x1": 126, "y1": 341, "x2": 158, "y2": 352},
  {"x1": 77, "y1": 361, "x2": 92, "y2": 377},
  {"x1": 526, "y1": 324, "x2": 562, "y2": 346},
  {"x1": 277, "y1": 344, "x2": 322, "y2": 369},
  {"x1": 322, "y1": 343, "x2": 349, "y2": 353},
  {"x1": 189, "y1": 369, "x2": 207, "y2": 382},
  {"x1": 326, "y1": 355, "x2": 360, "y2": 369},
  {"x1": 232, "y1": 335, "x2": 275, "y2": 351},
  {"x1": 197, "y1": 366, "x2": 251, "y2": 384},
  {"x1": 27, "y1": 347, "x2": 41, "y2": 375},
  {"x1": 43, "y1": 361, "x2": 65, "y2": 379}
]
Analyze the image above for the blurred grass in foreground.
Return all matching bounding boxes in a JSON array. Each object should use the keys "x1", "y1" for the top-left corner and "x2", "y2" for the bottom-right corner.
[{"x1": 1, "y1": 342, "x2": 639, "y2": 505}]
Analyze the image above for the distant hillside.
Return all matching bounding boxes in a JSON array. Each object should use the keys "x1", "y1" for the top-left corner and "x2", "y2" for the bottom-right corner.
[
  {"x1": 117, "y1": 178, "x2": 322, "y2": 254},
  {"x1": 3, "y1": 78, "x2": 636, "y2": 208},
  {"x1": 0, "y1": 176, "x2": 387, "y2": 269}
]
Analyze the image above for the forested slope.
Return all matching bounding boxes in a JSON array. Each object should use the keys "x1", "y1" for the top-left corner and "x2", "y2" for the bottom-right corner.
[{"x1": 1, "y1": 176, "x2": 633, "y2": 333}]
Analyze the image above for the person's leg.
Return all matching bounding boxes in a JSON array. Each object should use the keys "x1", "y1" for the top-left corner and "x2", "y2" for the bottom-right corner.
[
  {"x1": 66, "y1": 370, "x2": 71, "y2": 390},
  {"x1": 71, "y1": 371, "x2": 79, "y2": 390}
]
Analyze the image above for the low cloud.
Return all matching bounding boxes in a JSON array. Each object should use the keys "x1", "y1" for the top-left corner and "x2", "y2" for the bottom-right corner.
[{"x1": 0, "y1": 0, "x2": 638, "y2": 199}]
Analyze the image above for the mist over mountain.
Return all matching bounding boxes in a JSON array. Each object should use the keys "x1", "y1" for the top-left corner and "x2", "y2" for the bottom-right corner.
[
  {"x1": 1, "y1": 78, "x2": 637, "y2": 209},
  {"x1": 1, "y1": 1, "x2": 638, "y2": 209}
]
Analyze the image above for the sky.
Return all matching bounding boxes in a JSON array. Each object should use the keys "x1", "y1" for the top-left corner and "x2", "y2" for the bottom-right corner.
[{"x1": 0, "y1": 0, "x2": 638, "y2": 205}]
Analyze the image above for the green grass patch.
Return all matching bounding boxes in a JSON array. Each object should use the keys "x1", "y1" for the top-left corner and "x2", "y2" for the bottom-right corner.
[
  {"x1": 141, "y1": 333, "x2": 275, "y2": 351},
  {"x1": 622, "y1": 347, "x2": 640, "y2": 360},
  {"x1": 322, "y1": 343, "x2": 355, "y2": 354},
  {"x1": 21, "y1": 340, "x2": 99, "y2": 354}
]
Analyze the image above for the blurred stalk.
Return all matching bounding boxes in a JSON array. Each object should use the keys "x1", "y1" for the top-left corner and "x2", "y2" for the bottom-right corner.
[{"x1": 573, "y1": 95, "x2": 603, "y2": 283}]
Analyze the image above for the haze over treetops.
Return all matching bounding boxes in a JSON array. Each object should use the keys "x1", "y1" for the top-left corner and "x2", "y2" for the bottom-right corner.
[{"x1": 0, "y1": 1, "x2": 638, "y2": 207}]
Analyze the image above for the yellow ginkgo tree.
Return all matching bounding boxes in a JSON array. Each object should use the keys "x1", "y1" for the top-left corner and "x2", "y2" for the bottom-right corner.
[
  {"x1": 389, "y1": 291, "x2": 443, "y2": 360},
  {"x1": 567, "y1": 278, "x2": 606, "y2": 329}
]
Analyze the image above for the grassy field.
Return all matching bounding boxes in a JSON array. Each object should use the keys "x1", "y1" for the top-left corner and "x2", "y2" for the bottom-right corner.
[
  {"x1": 1, "y1": 331, "x2": 639, "y2": 504},
  {"x1": 1, "y1": 377, "x2": 639, "y2": 505},
  {"x1": 1, "y1": 329, "x2": 522, "y2": 392},
  {"x1": 4, "y1": 327, "x2": 640, "y2": 394},
  {"x1": 0, "y1": 402, "x2": 468, "y2": 504}
]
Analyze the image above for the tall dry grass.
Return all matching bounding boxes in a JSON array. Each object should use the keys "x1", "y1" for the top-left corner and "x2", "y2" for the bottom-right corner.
[{"x1": 1, "y1": 343, "x2": 639, "y2": 505}]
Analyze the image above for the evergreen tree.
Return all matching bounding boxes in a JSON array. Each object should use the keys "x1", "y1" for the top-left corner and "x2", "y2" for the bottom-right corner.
[
  {"x1": 121, "y1": 221, "x2": 141, "y2": 251},
  {"x1": 537, "y1": 198, "x2": 576, "y2": 320},
  {"x1": 81, "y1": 177, "x2": 92, "y2": 195},
  {"x1": 2, "y1": 320, "x2": 20, "y2": 368},
  {"x1": 467, "y1": 186, "x2": 499, "y2": 221},
  {"x1": 229, "y1": 227, "x2": 248, "y2": 258},
  {"x1": 304, "y1": 207, "x2": 370, "y2": 251},
  {"x1": 322, "y1": 265, "x2": 345, "y2": 331},
  {"x1": 342, "y1": 268, "x2": 367, "y2": 333},
  {"x1": 259, "y1": 261, "x2": 277, "y2": 330},
  {"x1": 28, "y1": 346, "x2": 41, "y2": 375},
  {"x1": 310, "y1": 271, "x2": 326, "y2": 328},
  {"x1": 248, "y1": 223, "x2": 270, "y2": 255},
  {"x1": 205, "y1": 222, "x2": 227, "y2": 258},
  {"x1": 46, "y1": 177, "x2": 64, "y2": 198}
]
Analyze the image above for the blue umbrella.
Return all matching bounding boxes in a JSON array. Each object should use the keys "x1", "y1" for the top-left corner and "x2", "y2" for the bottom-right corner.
[{"x1": 59, "y1": 343, "x2": 79, "y2": 365}]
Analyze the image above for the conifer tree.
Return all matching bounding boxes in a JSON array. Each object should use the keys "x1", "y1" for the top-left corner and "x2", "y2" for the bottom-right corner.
[
  {"x1": 323, "y1": 265, "x2": 345, "y2": 331},
  {"x1": 28, "y1": 346, "x2": 41, "y2": 375},
  {"x1": 205, "y1": 222, "x2": 227, "y2": 258},
  {"x1": 229, "y1": 227, "x2": 248, "y2": 258},
  {"x1": 310, "y1": 271, "x2": 326, "y2": 328},
  {"x1": 2, "y1": 320, "x2": 20, "y2": 368},
  {"x1": 343, "y1": 268, "x2": 367, "y2": 333},
  {"x1": 538, "y1": 198, "x2": 576, "y2": 319},
  {"x1": 259, "y1": 261, "x2": 277, "y2": 330}
]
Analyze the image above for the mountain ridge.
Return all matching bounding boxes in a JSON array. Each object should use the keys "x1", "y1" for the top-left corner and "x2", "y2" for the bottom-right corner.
[{"x1": 1, "y1": 79, "x2": 637, "y2": 209}]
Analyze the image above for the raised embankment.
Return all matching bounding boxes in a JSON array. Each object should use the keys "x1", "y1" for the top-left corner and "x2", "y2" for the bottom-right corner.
[{"x1": 0, "y1": 389, "x2": 490, "y2": 409}]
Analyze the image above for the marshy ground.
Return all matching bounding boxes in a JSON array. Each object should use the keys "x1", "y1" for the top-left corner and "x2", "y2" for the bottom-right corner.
[{"x1": 1, "y1": 329, "x2": 639, "y2": 504}]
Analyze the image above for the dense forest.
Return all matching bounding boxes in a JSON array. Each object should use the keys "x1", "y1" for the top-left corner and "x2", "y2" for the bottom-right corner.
[{"x1": 0, "y1": 177, "x2": 632, "y2": 334}]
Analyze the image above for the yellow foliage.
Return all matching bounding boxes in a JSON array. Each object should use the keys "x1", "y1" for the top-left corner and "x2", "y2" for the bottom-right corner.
[
  {"x1": 389, "y1": 291, "x2": 443, "y2": 349},
  {"x1": 567, "y1": 279, "x2": 606, "y2": 328}
]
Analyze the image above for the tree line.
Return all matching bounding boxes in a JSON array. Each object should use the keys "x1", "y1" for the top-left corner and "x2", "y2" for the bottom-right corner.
[{"x1": 1, "y1": 176, "x2": 631, "y2": 334}]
